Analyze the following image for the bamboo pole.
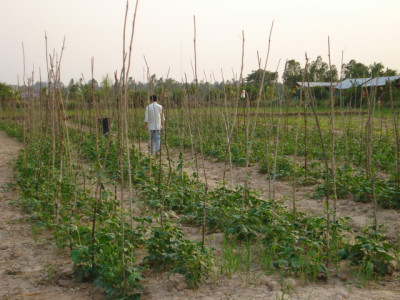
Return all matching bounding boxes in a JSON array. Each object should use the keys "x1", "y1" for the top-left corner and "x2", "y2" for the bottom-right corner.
[
  {"x1": 388, "y1": 74, "x2": 400, "y2": 189},
  {"x1": 305, "y1": 53, "x2": 331, "y2": 264},
  {"x1": 272, "y1": 62, "x2": 284, "y2": 202},
  {"x1": 122, "y1": 0, "x2": 139, "y2": 230},
  {"x1": 365, "y1": 85, "x2": 377, "y2": 232},
  {"x1": 328, "y1": 37, "x2": 338, "y2": 221},
  {"x1": 291, "y1": 61, "x2": 307, "y2": 214},
  {"x1": 115, "y1": 72, "x2": 126, "y2": 284},
  {"x1": 193, "y1": 15, "x2": 209, "y2": 248},
  {"x1": 243, "y1": 21, "x2": 274, "y2": 209}
]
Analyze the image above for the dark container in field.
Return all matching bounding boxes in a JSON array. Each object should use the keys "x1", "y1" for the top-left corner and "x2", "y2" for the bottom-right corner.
[{"x1": 99, "y1": 118, "x2": 110, "y2": 135}]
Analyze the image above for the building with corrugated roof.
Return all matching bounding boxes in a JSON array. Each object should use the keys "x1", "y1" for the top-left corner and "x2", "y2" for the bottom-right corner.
[
  {"x1": 335, "y1": 78, "x2": 371, "y2": 90},
  {"x1": 296, "y1": 82, "x2": 338, "y2": 88},
  {"x1": 361, "y1": 76, "x2": 400, "y2": 87}
]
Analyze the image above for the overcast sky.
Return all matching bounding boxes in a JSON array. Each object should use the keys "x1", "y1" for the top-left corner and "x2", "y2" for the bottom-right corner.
[{"x1": 1, "y1": 0, "x2": 399, "y2": 85}]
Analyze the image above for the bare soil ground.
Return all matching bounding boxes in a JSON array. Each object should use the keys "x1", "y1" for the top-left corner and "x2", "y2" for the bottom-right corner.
[{"x1": 1, "y1": 129, "x2": 400, "y2": 299}]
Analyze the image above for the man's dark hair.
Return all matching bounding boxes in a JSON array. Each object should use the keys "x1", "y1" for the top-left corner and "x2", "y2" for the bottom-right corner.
[{"x1": 150, "y1": 94, "x2": 157, "y2": 101}]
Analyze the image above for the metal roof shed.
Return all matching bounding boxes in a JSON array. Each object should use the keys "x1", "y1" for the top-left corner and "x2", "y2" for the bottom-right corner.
[
  {"x1": 296, "y1": 82, "x2": 337, "y2": 88},
  {"x1": 361, "y1": 76, "x2": 400, "y2": 87},
  {"x1": 335, "y1": 78, "x2": 371, "y2": 89}
]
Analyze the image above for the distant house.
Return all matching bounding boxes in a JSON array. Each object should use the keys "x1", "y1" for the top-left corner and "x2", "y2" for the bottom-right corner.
[
  {"x1": 335, "y1": 78, "x2": 371, "y2": 90},
  {"x1": 333, "y1": 76, "x2": 400, "y2": 103},
  {"x1": 294, "y1": 77, "x2": 399, "y2": 100},
  {"x1": 294, "y1": 82, "x2": 338, "y2": 100},
  {"x1": 361, "y1": 76, "x2": 400, "y2": 88},
  {"x1": 296, "y1": 82, "x2": 338, "y2": 88},
  {"x1": 334, "y1": 76, "x2": 400, "y2": 90}
]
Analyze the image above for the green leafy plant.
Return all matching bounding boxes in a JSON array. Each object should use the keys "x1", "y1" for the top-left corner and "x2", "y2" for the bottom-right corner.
[
  {"x1": 341, "y1": 226, "x2": 395, "y2": 278},
  {"x1": 144, "y1": 218, "x2": 214, "y2": 288}
]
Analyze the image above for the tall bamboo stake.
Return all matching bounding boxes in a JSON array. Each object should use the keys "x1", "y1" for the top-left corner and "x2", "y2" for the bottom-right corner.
[
  {"x1": 115, "y1": 72, "x2": 126, "y2": 284},
  {"x1": 193, "y1": 15, "x2": 209, "y2": 248},
  {"x1": 291, "y1": 60, "x2": 307, "y2": 214},
  {"x1": 243, "y1": 21, "x2": 274, "y2": 209},
  {"x1": 272, "y1": 62, "x2": 284, "y2": 202},
  {"x1": 305, "y1": 53, "x2": 331, "y2": 264},
  {"x1": 365, "y1": 85, "x2": 377, "y2": 232},
  {"x1": 328, "y1": 37, "x2": 338, "y2": 221},
  {"x1": 122, "y1": 0, "x2": 139, "y2": 230}
]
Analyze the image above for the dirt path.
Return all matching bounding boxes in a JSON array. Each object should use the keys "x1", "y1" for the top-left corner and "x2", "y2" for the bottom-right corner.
[{"x1": 0, "y1": 131, "x2": 104, "y2": 300}]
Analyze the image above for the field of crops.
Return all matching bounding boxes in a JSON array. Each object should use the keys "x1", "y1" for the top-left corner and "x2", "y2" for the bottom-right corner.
[{"x1": 1, "y1": 66, "x2": 400, "y2": 299}]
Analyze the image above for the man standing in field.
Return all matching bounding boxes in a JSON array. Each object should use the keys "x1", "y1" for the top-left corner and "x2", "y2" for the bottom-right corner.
[{"x1": 145, "y1": 94, "x2": 164, "y2": 155}]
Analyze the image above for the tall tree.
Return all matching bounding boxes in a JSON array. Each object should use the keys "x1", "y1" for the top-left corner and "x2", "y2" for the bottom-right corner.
[
  {"x1": 343, "y1": 59, "x2": 369, "y2": 78},
  {"x1": 385, "y1": 68, "x2": 398, "y2": 76},
  {"x1": 308, "y1": 56, "x2": 338, "y2": 82},
  {"x1": 369, "y1": 62, "x2": 385, "y2": 77},
  {"x1": 282, "y1": 59, "x2": 302, "y2": 87},
  {"x1": 246, "y1": 69, "x2": 278, "y2": 86}
]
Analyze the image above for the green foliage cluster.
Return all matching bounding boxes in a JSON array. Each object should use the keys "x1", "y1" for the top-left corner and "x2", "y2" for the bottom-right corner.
[
  {"x1": 315, "y1": 165, "x2": 400, "y2": 209},
  {"x1": 144, "y1": 218, "x2": 214, "y2": 288},
  {"x1": 259, "y1": 154, "x2": 294, "y2": 180},
  {"x1": 340, "y1": 226, "x2": 395, "y2": 279},
  {"x1": 0, "y1": 121, "x2": 23, "y2": 141}
]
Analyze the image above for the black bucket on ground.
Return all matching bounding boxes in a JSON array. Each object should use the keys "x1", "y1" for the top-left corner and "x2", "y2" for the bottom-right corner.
[{"x1": 99, "y1": 118, "x2": 110, "y2": 135}]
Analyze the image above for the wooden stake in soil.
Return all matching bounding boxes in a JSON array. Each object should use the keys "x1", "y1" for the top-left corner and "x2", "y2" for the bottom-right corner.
[
  {"x1": 193, "y1": 15, "x2": 209, "y2": 248},
  {"x1": 365, "y1": 85, "x2": 378, "y2": 232},
  {"x1": 388, "y1": 73, "x2": 400, "y2": 189},
  {"x1": 291, "y1": 60, "x2": 307, "y2": 215},
  {"x1": 305, "y1": 53, "x2": 331, "y2": 264},
  {"x1": 243, "y1": 21, "x2": 274, "y2": 209},
  {"x1": 328, "y1": 37, "x2": 338, "y2": 221}
]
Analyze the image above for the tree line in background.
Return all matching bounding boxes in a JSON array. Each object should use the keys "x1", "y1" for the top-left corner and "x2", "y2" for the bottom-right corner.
[
  {"x1": 0, "y1": 57, "x2": 398, "y2": 110},
  {"x1": 282, "y1": 58, "x2": 398, "y2": 88}
]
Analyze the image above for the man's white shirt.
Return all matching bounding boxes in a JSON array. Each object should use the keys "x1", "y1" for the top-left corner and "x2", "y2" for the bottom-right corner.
[{"x1": 145, "y1": 102, "x2": 164, "y2": 130}]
